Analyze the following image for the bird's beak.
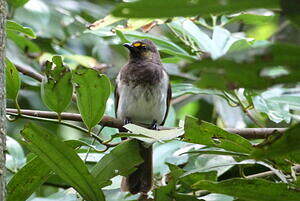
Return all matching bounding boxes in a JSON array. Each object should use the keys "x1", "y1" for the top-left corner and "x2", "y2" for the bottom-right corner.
[{"x1": 123, "y1": 43, "x2": 133, "y2": 50}]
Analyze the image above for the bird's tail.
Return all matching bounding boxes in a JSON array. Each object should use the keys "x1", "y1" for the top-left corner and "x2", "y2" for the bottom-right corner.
[{"x1": 121, "y1": 140, "x2": 152, "y2": 194}]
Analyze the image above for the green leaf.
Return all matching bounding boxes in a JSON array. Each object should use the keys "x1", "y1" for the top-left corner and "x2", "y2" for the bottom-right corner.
[
  {"x1": 123, "y1": 124, "x2": 184, "y2": 144},
  {"x1": 7, "y1": 31, "x2": 40, "y2": 53},
  {"x1": 41, "y1": 56, "x2": 73, "y2": 115},
  {"x1": 172, "y1": 193, "x2": 201, "y2": 201},
  {"x1": 171, "y1": 83, "x2": 224, "y2": 98},
  {"x1": 6, "y1": 136, "x2": 26, "y2": 172},
  {"x1": 281, "y1": 0, "x2": 300, "y2": 28},
  {"x1": 251, "y1": 123, "x2": 300, "y2": 160},
  {"x1": 7, "y1": 157, "x2": 51, "y2": 201},
  {"x1": 21, "y1": 123, "x2": 105, "y2": 201},
  {"x1": 227, "y1": 14, "x2": 278, "y2": 25},
  {"x1": 7, "y1": 0, "x2": 29, "y2": 8},
  {"x1": 7, "y1": 139, "x2": 92, "y2": 201},
  {"x1": 193, "y1": 179, "x2": 300, "y2": 201},
  {"x1": 188, "y1": 43, "x2": 300, "y2": 90},
  {"x1": 268, "y1": 96, "x2": 300, "y2": 108},
  {"x1": 116, "y1": 30, "x2": 197, "y2": 61},
  {"x1": 5, "y1": 59, "x2": 21, "y2": 100},
  {"x1": 253, "y1": 95, "x2": 291, "y2": 123},
  {"x1": 6, "y1": 20, "x2": 36, "y2": 38},
  {"x1": 179, "y1": 171, "x2": 217, "y2": 189},
  {"x1": 72, "y1": 67, "x2": 111, "y2": 130},
  {"x1": 112, "y1": 0, "x2": 280, "y2": 18},
  {"x1": 154, "y1": 185, "x2": 173, "y2": 201},
  {"x1": 91, "y1": 140, "x2": 143, "y2": 187},
  {"x1": 184, "y1": 116, "x2": 253, "y2": 153}
]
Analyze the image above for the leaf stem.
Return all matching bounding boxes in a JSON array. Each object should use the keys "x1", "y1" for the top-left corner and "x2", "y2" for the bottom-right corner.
[{"x1": 233, "y1": 91, "x2": 264, "y2": 128}]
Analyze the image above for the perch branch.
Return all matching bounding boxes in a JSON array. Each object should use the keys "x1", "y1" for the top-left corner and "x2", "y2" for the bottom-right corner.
[
  {"x1": 6, "y1": 108, "x2": 287, "y2": 139},
  {"x1": 15, "y1": 64, "x2": 43, "y2": 82}
]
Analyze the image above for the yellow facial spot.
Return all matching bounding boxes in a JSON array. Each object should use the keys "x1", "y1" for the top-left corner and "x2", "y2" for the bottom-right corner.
[
  {"x1": 133, "y1": 42, "x2": 141, "y2": 47},
  {"x1": 141, "y1": 44, "x2": 147, "y2": 47}
]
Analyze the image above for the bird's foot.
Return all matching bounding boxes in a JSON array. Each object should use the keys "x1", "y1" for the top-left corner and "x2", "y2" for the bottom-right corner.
[
  {"x1": 149, "y1": 120, "x2": 159, "y2": 130},
  {"x1": 124, "y1": 117, "x2": 132, "y2": 125}
]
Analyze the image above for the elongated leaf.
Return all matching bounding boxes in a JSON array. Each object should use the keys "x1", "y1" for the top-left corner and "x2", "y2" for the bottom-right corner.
[
  {"x1": 227, "y1": 14, "x2": 278, "y2": 25},
  {"x1": 7, "y1": 31, "x2": 40, "y2": 53},
  {"x1": 251, "y1": 123, "x2": 300, "y2": 160},
  {"x1": 116, "y1": 30, "x2": 197, "y2": 61},
  {"x1": 21, "y1": 123, "x2": 105, "y2": 201},
  {"x1": 193, "y1": 179, "x2": 300, "y2": 201},
  {"x1": 7, "y1": 139, "x2": 93, "y2": 201},
  {"x1": 6, "y1": 20, "x2": 36, "y2": 38},
  {"x1": 91, "y1": 140, "x2": 143, "y2": 187},
  {"x1": 112, "y1": 0, "x2": 280, "y2": 18},
  {"x1": 5, "y1": 59, "x2": 21, "y2": 100},
  {"x1": 171, "y1": 83, "x2": 225, "y2": 98},
  {"x1": 7, "y1": 157, "x2": 50, "y2": 201},
  {"x1": 7, "y1": 0, "x2": 29, "y2": 8},
  {"x1": 179, "y1": 171, "x2": 217, "y2": 189},
  {"x1": 123, "y1": 124, "x2": 184, "y2": 144},
  {"x1": 184, "y1": 116, "x2": 253, "y2": 153},
  {"x1": 41, "y1": 56, "x2": 73, "y2": 115},
  {"x1": 73, "y1": 67, "x2": 111, "y2": 130}
]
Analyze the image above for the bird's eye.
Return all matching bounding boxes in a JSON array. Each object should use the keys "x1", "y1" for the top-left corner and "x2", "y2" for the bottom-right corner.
[
  {"x1": 133, "y1": 42, "x2": 141, "y2": 47},
  {"x1": 141, "y1": 44, "x2": 147, "y2": 49}
]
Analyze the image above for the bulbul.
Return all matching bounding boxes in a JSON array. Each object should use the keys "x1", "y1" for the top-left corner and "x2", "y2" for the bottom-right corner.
[{"x1": 115, "y1": 39, "x2": 171, "y2": 194}]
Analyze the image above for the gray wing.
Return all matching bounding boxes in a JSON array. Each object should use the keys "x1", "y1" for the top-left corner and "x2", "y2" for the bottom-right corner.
[{"x1": 161, "y1": 83, "x2": 171, "y2": 126}]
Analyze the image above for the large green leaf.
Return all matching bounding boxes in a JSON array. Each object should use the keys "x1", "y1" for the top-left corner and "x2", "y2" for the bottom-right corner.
[
  {"x1": 184, "y1": 116, "x2": 253, "y2": 153},
  {"x1": 41, "y1": 56, "x2": 73, "y2": 115},
  {"x1": 169, "y1": 19, "x2": 241, "y2": 59},
  {"x1": 251, "y1": 123, "x2": 300, "y2": 161},
  {"x1": 5, "y1": 59, "x2": 21, "y2": 100},
  {"x1": 193, "y1": 179, "x2": 300, "y2": 201},
  {"x1": 73, "y1": 67, "x2": 111, "y2": 131},
  {"x1": 6, "y1": 20, "x2": 36, "y2": 38},
  {"x1": 7, "y1": 0, "x2": 29, "y2": 8},
  {"x1": 112, "y1": 0, "x2": 280, "y2": 18},
  {"x1": 7, "y1": 157, "x2": 51, "y2": 201},
  {"x1": 7, "y1": 140, "x2": 94, "y2": 201},
  {"x1": 116, "y1": 30, "x2": 197, "y2": 61},
  {"x1": 91, "y1": 140, "x2": 143, "y2": 187},
  {"x1": 188, "y1": 43, "x2": 300, "y2": 89},
  {"x1": 7, "y1": 31, "x2": 40, "y2": 53},
  {"x1": 253, "y1": 95, "x2": 291, "y2": 123},
  {"x1": 21, "y1": 123, "x2": 105, "y2": 201}
]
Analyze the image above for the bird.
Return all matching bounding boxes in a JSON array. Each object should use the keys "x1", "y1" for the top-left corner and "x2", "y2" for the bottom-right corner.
[{"x1": 115, "y1": 39, "x2": 171, "y2": 194}]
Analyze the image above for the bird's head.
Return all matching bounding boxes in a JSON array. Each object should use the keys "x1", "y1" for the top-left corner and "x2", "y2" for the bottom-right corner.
[{"x1": 123, "y1": 39, "x2": 160, "y2": 63}]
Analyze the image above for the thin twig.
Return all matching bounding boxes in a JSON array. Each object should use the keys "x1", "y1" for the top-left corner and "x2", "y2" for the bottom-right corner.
[
  {"x1": 233, "y1": 91, "x2": 264, "y2": 128},
  {"x1": 15, "y1": 64, "x2": 43, "y2": 82}
]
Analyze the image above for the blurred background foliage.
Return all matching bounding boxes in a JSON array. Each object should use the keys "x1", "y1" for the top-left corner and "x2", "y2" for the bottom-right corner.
[{"x1": 4, "y1": 0, "x2": 300, "y2": 201}]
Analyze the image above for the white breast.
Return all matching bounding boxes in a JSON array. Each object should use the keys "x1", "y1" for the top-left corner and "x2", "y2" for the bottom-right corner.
[{"x1": 116, "y1": 71, "x2": 169, "y2": 125}]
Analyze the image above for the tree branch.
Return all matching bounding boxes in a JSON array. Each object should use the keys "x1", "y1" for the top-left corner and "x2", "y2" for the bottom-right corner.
[
  {"x1": 6, "y1": 108, "x2": 287, "y2": 139},
  {"x1": 15, "y1": 64, "x2": 43, "y2": 82}
]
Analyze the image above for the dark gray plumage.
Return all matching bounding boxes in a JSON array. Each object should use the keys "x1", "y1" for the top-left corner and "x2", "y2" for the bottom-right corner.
[{"x1": 115, "y1": 39, "x2": 171, "y2": 194}]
